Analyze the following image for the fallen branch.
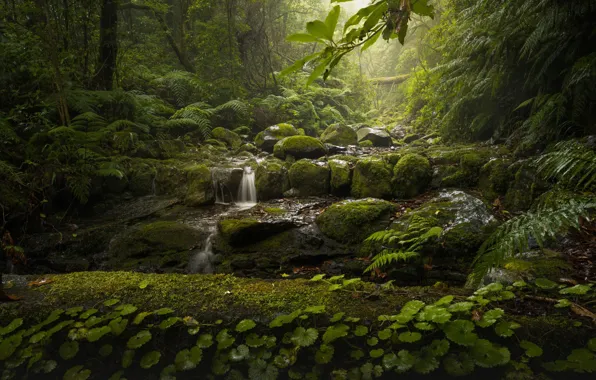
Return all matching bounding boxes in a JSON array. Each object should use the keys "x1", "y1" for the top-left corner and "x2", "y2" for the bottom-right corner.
[{"x1": 525, "y1": 295, "x2": 596, "y2": 324}]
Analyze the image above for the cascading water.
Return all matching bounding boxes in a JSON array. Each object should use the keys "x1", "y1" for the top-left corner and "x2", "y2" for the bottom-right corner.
[
  {"x1": 189, "y1": 228, "x2": 215, "y2": 274},
  {"x1": 236, "y1": 167, "x2": 257, "y2": 209}
]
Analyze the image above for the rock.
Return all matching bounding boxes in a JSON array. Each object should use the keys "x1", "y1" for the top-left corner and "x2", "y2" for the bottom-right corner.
[
  {"x1": 255, "y1": 159, "x2": 290, "y2": 200},
  {"x1": 391, "y1": 190, "x2": 498, "y2": 259},
  {"x1": 329, "y1": 159, "x2": 352, "y2": 196},
  {"x1": 430, "y1": 165, "x2": 459, "y2": 189},
  {"x1": 358, "y1": 140, "x2": 374, "y2": 148},
  {"x1": 232, "y1": 126, "x2": 251, "y2": 136},
  {"x1": 254, "y1": 123, "x2": 299, "y2": 152},
  {"x1": 356, "y1": 127, "x2": 392, "y2": 147},
  {"x1": 403, "y1": 134, "x2": 421, "y2": 143},
  {"x1": 320, "y1": 124, "x2": 358, "y2": 146},
  {"x1": 128, "y1": 161, "x2": 157, "y2": 196},
  {"x1": 389, "y1": 125, "x2": 407, "y2": 140},
  {"x1": 288, "y1": 160, "x2": 330, "y2": 196},
  {"x1": 211, "y1": 127, "x2": 242, "y2": 149},
  {"x1": 479, "y1": 159, "x2": 512, "y2": 201},
  {"x1": 156, "y1": 164, "x2": 186, "y2": 197},
  {"x1": 351, "y1": 157, "x2": 393, "y2": 199},
  {"x1": 273, "y1": 136, "x2": 327, "y2": 160},
  {"x1": 316, "y1": 198, "x2": 397, "y2": 244},
  {"x1": 392, "y1": 153, "x2": 432, "y2": 198},
  {"x1": 212, "y1": 167, "x2": 244, "y2": 203},
  {"x1": 238, "y1": 143, "x2": 258, "y2": 154},
  {"x1": 204, "y1": 138, "x2": 227, "y2": 148},
  {"x1": 324, "y1": 144, "x2": 347, "y2": 155},
  {"x1": 185, "y1": 164, "x2": 215, "y2": 206},
  {"x1": 217, "y1": 218, "x2": 295, "y2": 246},
  {"x1": 483, "y1": 250, "x2": 572, "y2": 285},
  {"x1": 108, "y1": 221, "x2": 206, "y2": 271},
  {"x1": 504, "y1": 161, "x2": 550, "y2": 211}
]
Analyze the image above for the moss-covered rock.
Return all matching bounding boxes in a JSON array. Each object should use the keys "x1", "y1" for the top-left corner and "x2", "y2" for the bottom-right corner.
[
  {"x1": 316, "y1": 198, "x2": 397, "y2": 244},
  {"x1": 211, "y1": 127, "x2": 242, "y2": 149},
  {"x1": 232, "y1": 126, "x2": 251, "y2": 136},
  {"x1": 320, "y1": 123, "x2": 358, "y2": 146},
  {"x1": 351, "y1": 157, "x2": 393, "y2": 199},
  {"x1": 108, "y1": 221, "x2": 205, "y2": 270},
  {"x1": 504, "y1": 161, "x2": 551, "y2": 211},
  {"x1": 128, "y1": 160, "x2": 157, "y2": 196},
  {"x1": 288, "y1": 159, "x2": 330, "y2": 196},
  {"x1": 356, "y1": 127, "x2": 392, "y2": 147},
  {"x1": 217, "y1": 218, "x2": 294, "y2": 247},
  {"x1": 255, "y1": 159, "x2": 290, "y2": 201},
  {"x1": 273, "y1": 135, "x2": 327, "y2": 160},
  {"x1": 392, "y1": 153, "x2": 432, "y2": 198},
  {"x1": 358, "y1": 140, "x2": 373, "y2": 148},
  {"x1": 479, "y1": 159, "x2": 513, "y2": 201},
  {"x1": 329, "y1": 159, "x2": 352, "y2": 196},
  {"x1": 484, "y1": 250, "x2": 573, "y2": 285},
  {"x1": 254, "y1": 123, "x2": 299, "y2": 152},
  {"x1": 391, "y1": 191, "x2": 498, "y2": 260},
  {"x1": 238, "y1": 143, "x2": 258, "y2": 154},
  {"x1": 184, "y1": 164, "x2": 214, "y2": 206}
]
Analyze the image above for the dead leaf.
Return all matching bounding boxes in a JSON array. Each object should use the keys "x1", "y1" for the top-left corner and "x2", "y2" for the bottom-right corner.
[
  {"x1": 27, "y1": 278, "x2": 54, "y2": 287},
  {"x1": 471, "y1": 310, "x2": 483, "y2": 321}
]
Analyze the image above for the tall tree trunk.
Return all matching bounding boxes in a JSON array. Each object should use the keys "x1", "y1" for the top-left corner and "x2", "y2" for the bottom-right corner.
[{"x1": 95, "y1": 0, "x2": 118, "y2": 90}]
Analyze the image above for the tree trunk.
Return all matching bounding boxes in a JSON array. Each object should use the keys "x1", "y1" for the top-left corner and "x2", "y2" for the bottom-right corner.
[{"x1": 95, "y1": 0, "x2": 118, "y2": 90}]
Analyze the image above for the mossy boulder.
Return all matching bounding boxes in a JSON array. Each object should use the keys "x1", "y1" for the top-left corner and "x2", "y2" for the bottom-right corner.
[
  {"x1": 392, "y1": 153, "x2": 432, "y2": 198},
  {"x1": 217, "y1": 218, "x2": 294, "y2": 247},
  {"x1": 273, "y1": 135, "x2": 327, "y2": 160},
  {"x1": 108, "y1": 221, "x2": 205, "y2": 270},
  {"x1": 155, "y1": 164, "x2": 186, "y2": 196},
  {"x1": 316, "y1": 198, "x2": 397, "y2": 244},
  {"x1": 479, "y1": 159, "x2": 513, "y2": 201},
  {"x1": 356, "y1": 127, "x2": 392, "y2": 147},
  {"x1": 320, "y1": 124, "x2": 358, "y2": 146},
  {"x1": 211, "y1": 127, "x2": 242, "y2": 149},
  {"x1": 255, "y1": 159, "x2": 290, "y2": 200},
  {"x1": 351, "y1": 157, "x2": 393, "y2": 199},
  {"x1": 254, "y1": 123, "x2": 299, "y2": 152},
  {"x1": 484, "y1": 250, "x2": 573, "y2": 285},
  {"x1": 391, "y1": 191, "x2": 498, "y2": 260},
  {"x1": 128, "y1": 161, "x2": 157, "y2": 196},
  {"x1": 184, "y1": 164, "x2": 215, "y2": 206},
  {"x1": 238, "y1": 143, "x2": 258, "y2": 154},
  {"x1": 288, "y1": 160, "x2": 330, "y2": 196},
  {"x1": 329, "y1": 159, "x2": 352, "y2": 196},
  {"x1": 504, "y1": 161, "x2": 551, "y2": 211}
]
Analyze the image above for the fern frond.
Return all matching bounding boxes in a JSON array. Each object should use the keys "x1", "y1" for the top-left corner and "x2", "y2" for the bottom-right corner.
[
  {"x1": 535, "y1": 140, "x2": 596, "y2": 190},
  {"x1": 71, "y1": 112, "x2": 107, "y2": 132},
  {"x1": 364, "y1": 251, "x2": 420, "y2": 273},
  {"x1": 97, "y1": 161, "x2": 124, "y2": 179}
]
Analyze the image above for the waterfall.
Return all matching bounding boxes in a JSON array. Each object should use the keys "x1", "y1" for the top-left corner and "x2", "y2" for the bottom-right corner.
[
  {"x1": 189, "y1": 229, "x2": 215, "y2": 274},
  {"x1": 237, "y1": 167, "x2": 257, "y2": 208}
]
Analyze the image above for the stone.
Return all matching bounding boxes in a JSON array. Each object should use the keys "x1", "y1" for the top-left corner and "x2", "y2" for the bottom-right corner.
[
  {"x1": 254, "y1": 123, "x2": 299, "y2": 152},
  {"x1": 392, "y1": 153, "x2": 432, "y2": 198},
  {"x1": 211, "y1": 127, "x2": 242, "y2": 149},
  {"x1": 316, "y1": 198, "x2": 397, "y2": 244},
  {"x1": 351, "y1": 157, "x2": 393, "y2": 199},
  {"x1": 479, "y1": 158, "x2": 512, "y2": 201},
  {"x1": 255, "y1": 159, "x2": 290, "y2": 201},
  {"x1": 389, "y1": 125, "x2": 407, "y2": 140},
  {"x1": 356, "y1": 127, "x2": 392, "y2": 147},
  {"x1": 320, "y1": 123, "x2": 358, "y2": 146},
  {"x1": 185, "y1": 164, "x2": 215, "y2": 206},
  {"x1": 329, "y1": 159, "x2": 352, "y2": 196},
  {"x1": 288, "y1": 160, "x2": 330, "y2": 196},
  {"x1": 273, "y1": 136, "x2": 327, "y2": 160}
]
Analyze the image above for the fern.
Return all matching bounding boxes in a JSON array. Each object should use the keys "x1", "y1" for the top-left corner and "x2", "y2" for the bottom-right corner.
[
  {"x1": 468, "y1": 198, "x2": 595, "y2": 287},
  {"x1": 364, "y1": 227, "x2": 443, "y2": 273},
  {"x1": 164, "y1": 118, "x2": 211, "y2": 139},
  {"x1": 67, "y1": 172, "x2": 92, "y2": 204},
  {"x1": 106, "y1": 119, "x2": 150, "y2": 134},
  {"x1": 536, "y1": 140, "x2": 596, "y2": 191},
  {"x1": 71, "y1": 112, "x2": 107, "y2": 132}
]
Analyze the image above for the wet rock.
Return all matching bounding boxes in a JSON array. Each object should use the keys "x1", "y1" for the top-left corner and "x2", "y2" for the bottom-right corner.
[
  {"x1": 392, "y1": 190, "x2": 498, "y2": 259},
  {"x1": 324, "y1": 144, "x2": 347, "y2": 155},
  {"x1": 217, "y1": 218, "x2": 295, "y2": 246},
  {"x1": 504, "y1": 160, "x2": 551, "y2": 211},
  {"x1": 273, "y1": 136, "x2": 327, "y2": 160},
  {"x1": 351, "y1": 157, "x2": 393, "y2": 199},
  {"x1": 288, "y1": 160, "x2": 330, "y2": 196},
  {"x1": 238, "y1": 143, "x2": 258, "y2": 154},
  {"x1": 329, "y1": 159, "x2": 352, "y2": 196},
  {"x1": 128, "y1": 160, "x2": 157, "y2": 196},
  {"x1": 212, "y1": 127, "x2": 242, "y2": 149},
  {"x1": 403, "y1": 134, "x2": 421, "y2": 144},
  {"x1": 483, "y1": 250, "x2": 572, "y2": 285},
  {"x1": 356, "y1": 127, "x2": 392, "y2": 147},
  {"x1": 389, "y1": 125, "x2": 407, "y2": 140},
  {"x1": 108, "y1": 221, "x2": 206, "y2": 271},
  {"x1": 212, "y1": 167, "x2": 244, "y2": 203},
  {"x1": 320, "y1": 123, "x2": 358, "y2": 146},
  {"x1": 431, "y1": 165, "x2": 459, "y2": 189},
  {"x1": 479, "y1": 158, "x2": 512, "y2": 201},
  {"x1": 316, "y1": 198, "x2": 397, "y2": 244},
  {"x1": 184, "y1": 164, "x2": 215, "y2": 206},
  {"x1": 255, "y1": 159, "x2": 290, "y2": 201},
  {"x1": 254, "y1": 123, "x2": 299, "y2": 152},
  {"x1": 392, "y1": 153, "x2": 432, "y2": 198},
  {"x1": 155, "y1": 164, "x2": 186, "y2": 197}
]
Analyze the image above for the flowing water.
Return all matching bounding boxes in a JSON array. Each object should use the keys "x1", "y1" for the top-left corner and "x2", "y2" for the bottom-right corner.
[
  {"x1": 236, "y1": 166, "x2": 257, "y2": 209},
  {"x1": 188, "y1": 227, "x2": 216, "y2": 274}
]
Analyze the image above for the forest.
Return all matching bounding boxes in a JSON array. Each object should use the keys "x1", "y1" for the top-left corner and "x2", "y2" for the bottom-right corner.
[{"x1": 0, "y1": 0, "x2": 595, "y2": 378}]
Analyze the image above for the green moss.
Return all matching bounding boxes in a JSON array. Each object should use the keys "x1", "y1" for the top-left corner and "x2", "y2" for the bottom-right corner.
[
  {"x1": 211, "y1": 127, "x2": 242, "y2": 149},
  {"x1": 503, "y1": 250, "x2": 572, "y2": 280},
  {"x1": 316, "y1": 199, "x2": 397, "y2": 244},
  {"x1": 127, "y1": 160, "x2": 157, "y2": 196},
  {"x1": 320, "y1": 124, "x2": 358, "y2": 146},
  {"x1": 264, "y1": 207, "x2": 286, "y2": 215},
  {"x1": 273, "y1": 135, "x2": 326, "y2": 160},
  {"x1": 358, "y1": 140, "x2": 373, "y2": 148},
  {"x1": 254, "y1": 123, "x2": 298, "y2": 151},
  {"x1": 329, "y1": 159, "x2": 352, "y2": 196},
  {"x1": 204, "y1": 138, "x2": 226, "y2": 148},
  {"x1": 219, "y1": 218, "x2": 259, "y2": 239},
  {"x1": 255, "y1": 159, "x2": 290, "y2": 200},
  {"x1": 351, "y1": 158, "x2": 393, "y2": 199},
  {"x1": 288, "y1": 159, "x2": 329, "y2": 196},
  {"x1": 327, "y1": 154, "x2": 359, "y2": 164},
  {"x1": 479, "y1": 159, "x2": 512, "y2": 201},
  {"x1": 184, "y1": 164, "x2": 214, "y2": 206},
  {"x1": 232, "y1": 126, "x2": 251, "y2": 136},
  {"x1": 392, "y1": 153, "x2": 432, "y2": 199}
]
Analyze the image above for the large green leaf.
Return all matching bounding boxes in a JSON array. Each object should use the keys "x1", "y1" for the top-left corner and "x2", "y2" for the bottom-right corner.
[
  {"x1": 307, "y1": 56, "x2": 333, "y2": 86},
  {"x1": 412, "y1": 0, "x2": 435, "y2": 18},
  {"x1": 325, "y1": 5, "x2": 341, "y2": 36},
  {"x1": 59, "y1": 341, "x2": 79, "y2": 360},
  {"x1": 140, "y1": 351, "x2": 161, "y2": 369},
  {"x1": 127, "y1": 330, "x2": 152, "y2": 349},
  {"x1": 444, "y1": 320, "x2": 478, "y2": 346},
  {"x1": 361, "y1": 31, "x2": 382, "y2": 52},
  {"x1": 286, "y1": 34, "x2": 320, "y2": 43},
  {"x1": 307, "y1": 20, "x2": 332, "y2": 41},
  {"x1": 291, "y1": 327, "x2": 319, "y2": 347}
]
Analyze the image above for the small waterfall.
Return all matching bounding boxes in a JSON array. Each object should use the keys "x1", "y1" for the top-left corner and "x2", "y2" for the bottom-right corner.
[
  {"x1": 237, "y1": 167, "x2": 257, "y2": 208},
  {"x1": 189, "y1": 229, "x2": 215, "y2": 274}
]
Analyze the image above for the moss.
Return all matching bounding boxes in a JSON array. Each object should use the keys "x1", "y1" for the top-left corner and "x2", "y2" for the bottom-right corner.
[
  {"x1": 320, "y1": 123, "x2": 358, "y2": 146},
  {"x1": 504, "y1": 162, "x2": 550, "y2": 211},
  {"x1": 273, "y1": 135, "x2": 327, "y2": 160},
  {"x1": 358, "y1": 140, "x2": 373, "y2": 148},
  {"x1": 211, "y1": 127, "x2": 242, "y2": 149},
  {"x1": 288, "y1": 159, "x2": 330, "y2": 196},
  {"x1": 204, "y1": 138, "x2": 226, "y2": 148},
  {"x1": 184, "y1": 164, "x2": 214, "y2": 206},
  {"x1": 255, "y1": 159, "x2": 290, "y2": 200},
  {"x1": 264, "y1": 207, "x2": 286, "y2": 215},
  {"x1": 503, "y1": 250, "x2": 573, "y2": 280},
  {"x1": 316, "y1": 199, "x2": 397, "y2": 244},
  {"x1": 328, "y1": 159, "x2": 352, "y2": 196},
  {"x1": 127, "y1": 160, "x2": 157, "y2": 196},
  {"x1": 254, "y1": 123, "x2": 298, "y2": 152},
  {"x1": 218, "y1": 218, "x2": 260, "y2": 245},
  {"x1": 392, "y1": 154, "x2": 431, "y2": 199},
  {"x1": 479, "y1": 159, "x2": 512, "y2": 201},
  {"x1": 403, "y1": 133, "x2": 420, "y2": 144},
  {"x1": 327, "y1": 154, "x2": 359, "y2": 164},
  {"x1": 232, "y1": 126, "x2": 251, "y2": 136},
  {"x1": 351, "y1": 157, "x2": 393, "y2": 199},
  {"x1": 237, "y1": 143, "x2": 257, "y2": 154}
]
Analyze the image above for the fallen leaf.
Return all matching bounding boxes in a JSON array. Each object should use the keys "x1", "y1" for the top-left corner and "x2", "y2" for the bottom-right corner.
[{"x1": 28, "y1": 278, "x2": 54, "y2": 287}]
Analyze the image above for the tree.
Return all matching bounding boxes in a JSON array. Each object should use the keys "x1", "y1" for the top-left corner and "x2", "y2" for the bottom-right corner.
[{"x1": 95, "y1": 0, "x2": 119, "y2": 90}]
